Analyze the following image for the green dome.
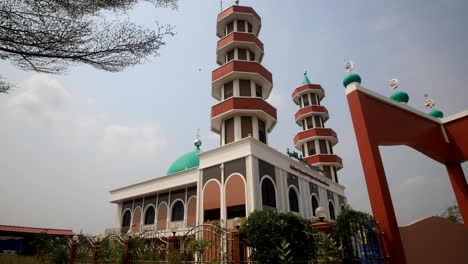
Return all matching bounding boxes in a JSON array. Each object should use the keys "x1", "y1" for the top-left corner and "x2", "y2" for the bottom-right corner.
[
  {"x1": 343, "y1": 73, "x2": 361, "y2": 87},
  {"x1": 167, "y1": 147, "x2": 201, "y2": 175},
  {"x1": 429, "y1": 109, "x2": 444, "y2": 118},
  {"x1": 390, "y1": 91, "x2": 409, "y2": 103}
]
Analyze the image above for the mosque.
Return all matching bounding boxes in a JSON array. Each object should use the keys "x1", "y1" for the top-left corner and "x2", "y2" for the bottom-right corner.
[{"x1": 109, "y1": 3, "x2": 347, "y2": 234}]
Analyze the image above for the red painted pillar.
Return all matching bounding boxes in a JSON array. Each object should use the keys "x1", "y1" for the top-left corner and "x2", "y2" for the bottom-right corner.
[
  {"x1": 446, "y1": 163, "x2": 468, "y2": 226},
  {"x1": 347, "y1": 92, "x2": 407, "y2": 264}
]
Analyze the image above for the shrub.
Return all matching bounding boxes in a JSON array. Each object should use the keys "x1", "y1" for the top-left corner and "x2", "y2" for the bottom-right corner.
[
  {"x1": 315, "y1": 232, "x2": 342, "y2": 264},
  {"x1": 239, "y1": 210, "x2": 317, "y2": 263}
]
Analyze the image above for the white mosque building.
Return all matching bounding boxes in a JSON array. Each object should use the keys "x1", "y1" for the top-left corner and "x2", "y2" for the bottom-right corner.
[{"x1": 109, "y1": 3, "x2": 346, "y2": 234}]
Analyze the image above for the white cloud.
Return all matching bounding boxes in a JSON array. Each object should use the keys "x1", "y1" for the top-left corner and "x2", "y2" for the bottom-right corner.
[
  {"x1": 99, "y1": 123, "x2": 166, "y2": 158},
  {"x1": 7, "y1": 74, "x2": 71, "y2": 125},
  {"x1": 3, "y1": 74, "x2": 167, "y2": 159}
]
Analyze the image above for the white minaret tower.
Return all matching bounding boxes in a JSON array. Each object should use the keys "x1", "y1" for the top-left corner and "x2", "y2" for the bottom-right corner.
[
  {"x1": 211, "y1": 3, "x2": 277, "y2": 145},
  {"x1": 291, "y1": 71, "x2": 343, "y2": 183}
]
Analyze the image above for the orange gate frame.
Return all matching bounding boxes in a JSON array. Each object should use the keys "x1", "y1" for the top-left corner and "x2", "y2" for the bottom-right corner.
[{"x1": 345, "y1": 83, "x2": 468, "y2": 264}]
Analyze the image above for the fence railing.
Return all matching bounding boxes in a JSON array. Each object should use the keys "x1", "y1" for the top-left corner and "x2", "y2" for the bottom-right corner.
[{"x1": 63, "y1": 222, "x2": 388, "y2": 264}]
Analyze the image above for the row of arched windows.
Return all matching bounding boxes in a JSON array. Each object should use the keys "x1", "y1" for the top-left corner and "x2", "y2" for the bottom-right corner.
[
  {"x1": 122, "y1": 199, "x2": 191, "y2": 228},
  {"x1": 260, "y1": 176, "x2": 339, "y2": 220}
]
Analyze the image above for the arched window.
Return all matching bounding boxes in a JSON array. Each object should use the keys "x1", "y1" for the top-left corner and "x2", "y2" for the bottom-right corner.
[
  {"x1": 329, "y1": 201, "x2": 336, "y2": 220},
  {"x1": 289, "y1": 188, "x2": 299, "y2": 213},
  {"x1": 144, "y1": 206, "x2": 155, "y2": 225},
  {"x1": 171, "y1": 201, "x2": 184, "y2": 222},
  {"x1": 122, "y1": 210, "x2": 131, "y2": 228},
  {"x1": 312, "y1": 195, "x2": 319, "y2": 216},
  {"x1": 261, "y1": 178, "x2": 276, "y2": 208}
]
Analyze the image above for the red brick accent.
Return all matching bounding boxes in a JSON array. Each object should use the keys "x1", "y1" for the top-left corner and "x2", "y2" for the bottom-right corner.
[
  {"x1": 293, "y1": 128, "x2": 337, "y2": 146},
  {"x1": 217, "y1": 6, "x2": 261, "y2": 23},
  {"x1": 211, "y1": 97, "x2": 277, "y2": 120},
  {"x1": 212, "y1": 61, "x2": 272, "y2": 84},
  {"x1": 294, "y1": 105, "x2": 328, "y2": 121},
  {"x1": 305, "y1": 155, "x2": 343, "y2": 167},
  {"x1": 217, "y1": 32, "x2": 264, "y2": 51},
  {"x1": 291, "y1": 84, "x2": 324, "y2": 100}
]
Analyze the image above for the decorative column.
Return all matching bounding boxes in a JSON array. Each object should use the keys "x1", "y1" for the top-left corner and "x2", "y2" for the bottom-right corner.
[
  {"x1": 211, "y1": 4, "x2": 277, "y2": 146},
  {"x1": 292, "y1": 71, "x2": 343, "y2": 183}
]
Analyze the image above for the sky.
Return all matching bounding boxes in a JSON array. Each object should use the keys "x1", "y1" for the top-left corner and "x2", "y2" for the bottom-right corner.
[{"x1": 0, "y1": 0, "x2": 467, "y2": 234}]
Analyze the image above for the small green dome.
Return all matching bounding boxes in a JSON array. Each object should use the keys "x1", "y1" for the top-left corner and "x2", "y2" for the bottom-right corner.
[
  {"x1": 167, "y1": 147, "x2": 201, "y2": 175},
  {"x1": 343, "y1": 73, "x2": 361, "y2": 87},
  {"x1": 429, "y1": 109, "x2": 444, "y2": 118},
  {"x1": 390, "y1": 91, "x2": 409, "y2": 103}
]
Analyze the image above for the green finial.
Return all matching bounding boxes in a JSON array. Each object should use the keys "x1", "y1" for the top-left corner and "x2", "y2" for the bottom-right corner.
[
  {"x1": 343, "y1": 59, "x2": 361, "y2": 87},
  {"x1": 389, "y1": 79, "x2": 409, "y2": 103},
  {"x1": 424, "y1": 94, "x2": 443, "y2": 118},
  {"x1": 428, "y1": 109, "x2": 444, "y2": 118},
  {"x1": 390, "y1": 91, "x2": 409, "y2": 103},
  {"x1": 302, "y1": 70, "x2": 312, "y2": 85}
]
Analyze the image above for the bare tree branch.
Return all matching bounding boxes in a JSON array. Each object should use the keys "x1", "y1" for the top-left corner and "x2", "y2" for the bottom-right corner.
[{"x1": 0, "y1": 0, "x2": 177, "y2": 75}]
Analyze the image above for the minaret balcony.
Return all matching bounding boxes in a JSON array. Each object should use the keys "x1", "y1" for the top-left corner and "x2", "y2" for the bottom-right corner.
[
  {"x1": 212, "y1": 60, "x2": 272, "y2": 100},
  {"x1": 295, "y1": 106, "x2": 329, "y2": 125},
  {"x1": 217, "y1": 32, "x2": 264, "y2": 65},
  {"x1": 293, "y1": 128, "x2": 338, "y2": 148},
  {"x1": 305, "y1": 154, "x2": 343, "y2": 170},
  {"x1": 211, "y1": 97, "x2": 277, "y2": 133},
  {"x1": 217, "y1": 6, "x2": 261, "y2": 38},
  {"x1": 292, "y1": 84, "x2": 325, "y2": 105}
]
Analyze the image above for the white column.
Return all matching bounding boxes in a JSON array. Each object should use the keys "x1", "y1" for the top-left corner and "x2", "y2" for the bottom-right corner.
[
  {"x1": 252, "y1": 116, "x2": 259, "y2": 140},
  {"x1": 115, "y1": 203, "x2": 123, "y2": 228},
  {"x1": 250, "y1": 80, "x2": 255, "y2": 97},
  {"x1": 221, "y1": 120, "x2": 225, "y2": 145},
  {"x1": 221, "y1": 84, "x2": 225, "y2": 100},
  {"x1": 246, "y1": 155, "x2": 258, "y2": 214},
  {"x1": 234, "y1": 115, "x2": 241, "y2": 141},
  {"x1": 220, "y1": 163, "x2": 226, "y2": 227},
  {"x1": 233, "y1": 79, "x2": 240, "y2": 96},
  {"x1": 197, "y1": 170, "x2": 203, "y2": 225},
  {"x1": 184, "y1": 187, "x2": 188, "y2": 228},
  {"x1": 167, "y1": 191, "x2": 171, "y2": 228},
  {"x1": 276, "y1": 168, "x2": 286, "y2": 212}
]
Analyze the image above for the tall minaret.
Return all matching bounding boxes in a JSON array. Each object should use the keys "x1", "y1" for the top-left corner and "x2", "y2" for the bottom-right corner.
[
  {"x1": 211, "y1": 3, "x2": 276, "y2": 146},
  {"x1": 292, "y1": 72, "x2": 343, "y2": 183}
]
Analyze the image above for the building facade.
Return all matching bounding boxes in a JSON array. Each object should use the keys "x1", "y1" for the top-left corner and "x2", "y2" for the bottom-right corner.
[{"x1": 109, "y1": 4, "x2": 346, "y2": 234}]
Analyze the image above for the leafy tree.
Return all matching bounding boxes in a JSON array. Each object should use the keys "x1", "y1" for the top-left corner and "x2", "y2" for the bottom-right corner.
[
  {"x1": 239, "y1": 210, "x2": 317, "y2": 263},
  {"x1": 0, "y1": 0, "x2": 178, "y2": 93},
  {"x1": 441, "y1": 204, "x2": 462, "y2": 224}
]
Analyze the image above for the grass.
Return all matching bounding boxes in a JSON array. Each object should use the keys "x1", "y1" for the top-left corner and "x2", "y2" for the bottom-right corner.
[{"x1": 0, "y1": 255, "x2": 44, "y2": 264}]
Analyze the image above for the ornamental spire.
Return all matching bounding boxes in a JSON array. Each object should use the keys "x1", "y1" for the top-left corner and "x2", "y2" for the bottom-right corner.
[
  {"x1": 194, "y1": 128, "x2": 202, "y2": 149},
  {"x1": 302, "y1": 70, "x2": 312, "y2": 85}
]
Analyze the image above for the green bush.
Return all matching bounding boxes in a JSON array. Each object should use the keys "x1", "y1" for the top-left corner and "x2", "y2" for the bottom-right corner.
[
  {"x1": 315, "y1": 232, "x2": 342, "y2": 264},
  {"x1": 96, "y1": 237, "x2": 125, "y2": 264},
  {"x1": 239, "y1": 210, "x2": 317, "y2": 263}
]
